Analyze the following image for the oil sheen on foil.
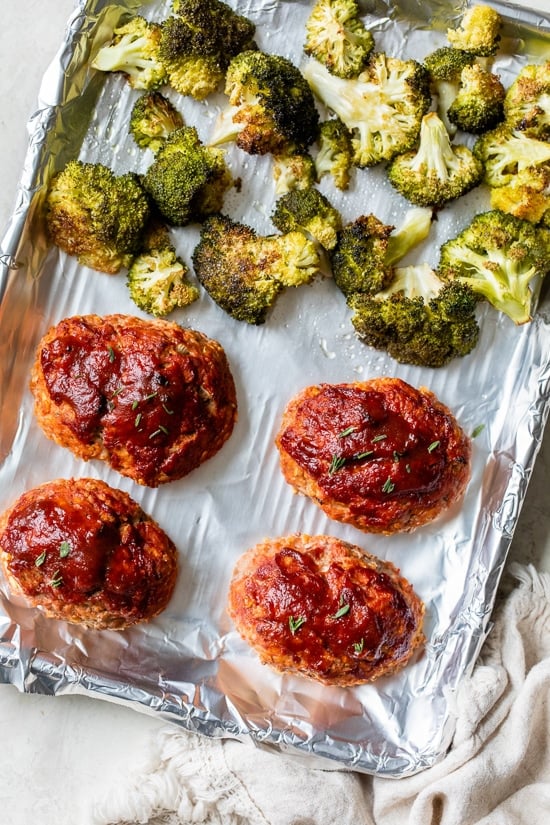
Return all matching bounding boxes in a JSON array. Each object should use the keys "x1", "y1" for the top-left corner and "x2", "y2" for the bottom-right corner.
[{"x1": 1, "y1": 0, "x2": 550, "y2": 777}]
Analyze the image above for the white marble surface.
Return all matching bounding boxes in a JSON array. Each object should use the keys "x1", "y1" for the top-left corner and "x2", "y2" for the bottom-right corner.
[{"x1": 1, "y1": 2, "x2": 550, "y2": 824}]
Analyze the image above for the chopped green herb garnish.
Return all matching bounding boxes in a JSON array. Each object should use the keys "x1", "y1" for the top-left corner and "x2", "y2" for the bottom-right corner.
[
  {"x1": 134, "y1": 412, "x2": 142, "y2": 428},
  {"x1": 144, "y1": 392, "x2": 158, "y2": 401},
  {"x1": 49, "y1": 571, "x2": 63, "y2": 588},
  {"x1": 393, "y1": 451, "x2": 402, "y2": 462},
  {"x1": 338, "y1": 426, "x2": 357, "y2": 438},
  {"x1": 405, "y1": 464, "x2": 411, "y2": 473},
  {"x1": 149, "y1": 425, "x2": 169, "y2": 439},
  {"x1": 382, "y1": 476, "x2": 395, "y2": 493},
  {"x1": 59, "y1": 541, "x2": 71, "y2": 558},
  {"x1": 428, "y1": 440, "x2": 440, "y2": 453},
  {"x1": 353, "y1": 450, "x2": 374, "y2": 460},
  {"x1": 131, "y1": 400, "x2": 139, "y2": 410},
  {"x1": 35, "y1": 550, "x2": 47, "y2": 568},
  {"x1": 108, "y1": 346, "x2": 116, "y2": 363},
  {"x1": 163, "y1": 404, "x2": 175, "y2": 415},
  {"x1": 472, "y1": 424, "x2": 485, "y2": 438},
  {"x1": 332, "y1": 602, "x2": 350, "y2": 619},
  {"x1": 353, "y1": 638, "x2": 364, "y2": 654},
  {"x1": 111, "y1": 386, "x2": 124, "y2": 398},
  {"x1": 372, "y1": 434, "x2": 387, "y2": 443},
  {"x1": 328, "y1": 454, "x2": 346, "y2": 475},
  {"x1": 289, "y1": 616, "x2": 306, "y2": 634}
]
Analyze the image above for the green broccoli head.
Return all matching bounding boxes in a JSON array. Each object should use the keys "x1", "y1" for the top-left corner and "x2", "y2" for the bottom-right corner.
[
  {"x1": 348, "y1": 266, "x2": 480, "y2": 367},
  {"x1": 304, "y1": 51, "x2": 431, "y2": 167},
  {"x1": 129, "y1": 91, "x2": 184, "y2": 153},
  {"x1": 142, "y1": 126, "x2": 232, "y2": 225},
  {"x1": 304, "y1": 0, "x2": 374, "y2": 79},
  {"x1": 192, "y1": 214, "x2": 321, "y2": 324},
  {"x1": 127, "y1": 246, "x2": 199, "y2": 317},
  {"x1": 272, "y1": 150, "x2": 316, "y2": 195},
  {"x1": 473, "y1": 124, "x2": 550, "y2": 188},
  {"x1": 46, "y1": 160, "x2": 150, "y2": 274},
  {"x1": 315, "y1": 117, "x2": 354, "y2": 190},
  {"x1": 504, "y1": 60, "x2": 550, "y2": 141},
  {"x1": 386, "y1": 111, "x2": 483, "y2": 208},
  {"x1": 423, "y1": 46, "x2": 477, "y2": 136},
  {"x1": 447, "y1": 64, "x2": 505, "y2": 134},
  {"x1": 438, "y1": 209, "x2": 550, "y2": 323},
  {"x1": 210, "y1": 50, "x2": 320, "y2": 155},
  {"x1": 91, "y1": 16, "x2": 167, "y2": 90},
  {"x1": 490, "y1": 165, "x2": 550, "y2": 225},
  {"x1": 158, "y1": 0, "x2": 256, "y2": 99},
  {"x1": 271, "y1": 187, "x2": 342, "y2": 250},
  {"x1": 446, "y1": 4, "x2": 502, "y2": 57}
]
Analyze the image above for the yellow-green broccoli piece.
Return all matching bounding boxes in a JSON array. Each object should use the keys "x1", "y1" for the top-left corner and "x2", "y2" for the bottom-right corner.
[
  {"x1": 386, "y1": 111, "x2": 483, "y2": 208},
  {"x1": 423, "y1": 46, "x2": 477, "y2": 136},
  {"x1": 438, "y1": 209, "x2": 550, "y2": 324},
  {"x1": 271, "y1": 187, "x2": 343, "y2": 250},
  {"x1": 315, "y1": 117, "x2": 354, "y2": 190},
  {"x1": 158, "y1": 0, "x2": 256, "y2": 100},
  {"x1": 329, "y1": 207, "x2": 433, "y2": 297},
  {"x1": 504, "y1": 61, "x2": 550, "y2": 141},
  {"x1": 129, "y1": 91, "x2": 184, "y2": 153},
  {"x1": 447, "y1": 63, "x2": 505, "y2": 134},
  {"x1": 303, "y1": 51, "x2": 431, "y2": 167},
  {"x1": 473, "y1": 124, "x2": 550, "y2": 188},
  {"x1": 142, "y1": 126, "x2": 232, "y2": 225},
  {"x1": 209, "y1": 50, "x2": 320, "y2": 156},
  {"x1": 304, "y1": 0, "x2": 374, "y2": 79},
  {"x1": 490, "y1": 165, "x2": 550, "y2": 225},
  {"x1": 45, "y1": 160, "x2": 150, "y2": 274},
  {"x1": 272, "y1": 150, "x2": 316, "y2": 195},
  {"x1": 91, "y1": 16, "x2": 167, "y2": 90},
  {"x1": 192, "y1": 213, "x2": 321, "y2": 324},
  {"x1": 446, "y1": 4, "x2": 502, "y2": 57},
  {"x1": 127, "y1": 245, "x2": 199, "y2": 317},
  {"x1": 348, "y1": 265, "x2": 480, "y2": 367}
]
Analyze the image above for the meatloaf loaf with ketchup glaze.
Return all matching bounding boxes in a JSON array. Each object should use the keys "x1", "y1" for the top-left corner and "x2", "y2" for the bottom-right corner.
[
  {"x1": 228, "y1": 533, "x2": 425, "y2": 686},
  {"x1": 276, "y1": 377, "x2": 471, "y2": 533},
  {"x1": 30, "y1": 314, "x2": 237, "y2": 487},
  {"x1": 0, "y1": 477, "x2": 178, "y2": 629}
]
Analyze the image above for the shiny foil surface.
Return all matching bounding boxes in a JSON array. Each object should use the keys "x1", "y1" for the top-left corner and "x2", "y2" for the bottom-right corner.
[{"x1": 1, "y1": 0, "x2": 550, "y2": 777}]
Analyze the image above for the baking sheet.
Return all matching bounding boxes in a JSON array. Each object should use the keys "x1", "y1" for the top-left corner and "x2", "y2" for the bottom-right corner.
[{"x1": 1, "y1": 0, "x2": 550, "y2": 777}]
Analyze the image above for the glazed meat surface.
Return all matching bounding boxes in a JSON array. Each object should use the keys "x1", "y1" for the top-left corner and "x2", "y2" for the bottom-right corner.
[
  {"x1": 228, "y1": 533, "x2": 425, "y2": 686},
  {"x1": 30, "y1": 314, "x2": 237, "y2": 487},
  {"x1": 0, "y1": 477, "x2": 178, "y2": 629},
  {"x1": 276, "y1": 377, "x2": 471, "y2": 533}
]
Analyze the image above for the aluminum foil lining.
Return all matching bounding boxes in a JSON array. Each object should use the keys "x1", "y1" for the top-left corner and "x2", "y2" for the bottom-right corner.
[{"x1": 1, "y1": 0, "x2": 550, "y2": 778}]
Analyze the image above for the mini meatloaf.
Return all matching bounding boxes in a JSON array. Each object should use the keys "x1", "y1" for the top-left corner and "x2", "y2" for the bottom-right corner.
[
  {"x1": 276, "y1": 378, "x2": 471, "y2": 533},
  {"x1": 30, "y1": 314, "x2": 237, "y2": 487},
  {"x1": 0, "y1": 477, "x2": 178, "y2": 629},
  {"x1": 228, "y1": 533, "x2": 424, "y2": 686}
]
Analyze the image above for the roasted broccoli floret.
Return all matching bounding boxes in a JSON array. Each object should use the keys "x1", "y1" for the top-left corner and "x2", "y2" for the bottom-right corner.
[
  {"x1": 46, "y1": 160, "x2": 150, "y2": 274},
  {"x1": 446, "y1": 4, "x2": 502, "y2": 57},
  {"x1": 304, "y1": 0, "x2": 374, "y2": 79},
  {"x1": 91, "y1": 16, "x2": 167, "y2": 90},
  {"x1": 424, "y1": 46, "x2": 477, "y2": 135},
  {"x1": 142, "y1": 126, "x2": 232, "y2": 225},
  {"x1": 329, "y1": 207, "x2": 433, "y2": 297},
  {"x1": 192, "y1": 213, "x2": 321, "y2": 324},
  {"x1": 127, "y1": 244, "x2": 199, "y2": 317},
  {"x1": 303, "y1": 51, "x2": 431, "y2": 167},
  {"x1": 490, "y1": 165, "x2": 550, "y2": 225},
  {"x1": 473, "y1": 124, "x2": 550, "y2": 188},
  {"x1": 447, "y1": 63, "x2": 505, "y2": 134},
  {"x1": 129, "y1": 91, "x2": 184, "y2": 153},
  {"x1": 386, "y1": 111, "x2": 483, "y2": 208},
  {"x1": 158, "y1": 0, "x2": 256, "y2": 100},
  {"x1": 315, "y1": 117, "x2": 354, "y2": 190},
  {"x1": 271, "y1": 187, "x2": 342, "y2": 250},
  {"x1": 348, "y1": 266, "x2": 480, "y2": 367},
  {"x1": 504, "y1": 61, "x2": 550, "y2": 141},
  {"x1": 438, "y1": 210, "x2": 550, "y2": 323},
  {"x1": 209, "y1": 50, "x2": 320, "y2": 155},
  {"x1": 272, "y1": 150, "x2": 316, "y2": 195}
]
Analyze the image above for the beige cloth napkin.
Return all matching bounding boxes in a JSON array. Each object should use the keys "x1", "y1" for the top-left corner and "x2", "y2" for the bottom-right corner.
[{"x1": 94, "y1": 564, "x2": 550, "y2": 825}]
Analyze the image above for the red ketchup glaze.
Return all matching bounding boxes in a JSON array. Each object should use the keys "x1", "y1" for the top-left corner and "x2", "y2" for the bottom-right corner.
[{"x1": 246, "y1": 547, "x2": 416, "y2": 671}]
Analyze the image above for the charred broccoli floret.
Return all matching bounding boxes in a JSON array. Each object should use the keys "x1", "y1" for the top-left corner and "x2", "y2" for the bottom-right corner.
[
  {"x1": 271, "y1": 187, "x2": 342, "y2": 250},
  {"x1": 142, "y1": 126, "x2": 232, "y2": 225},
  {"x1": 91, "y1": 16, "x2": 167, "y2": 90},
  {"x1": 158, "y1": 0, "x2": 256, "y2": 100},
  {"x1": 348, "y1": 266, "x2": 480, "y2": 367},
  {"x1": 304, "y1": 0, "x2": 374, "y2": 79},
  {"x1": 473, "y1": 124, "x2": 550, "y2": 188},
  {"x1": 315, "y1": 117, "x2": 354, "y2": 190},
  {"x1": 447, "y1": 63, "x2": 505, "y2": 134},
  {"x1": 504, "y1": 61, "x2": 550, "y2": 141},
  {"x1": 438, "y1": 210, "x2": 550, "y2": 324},
  {"x1": 127, "y1": 245, "x2": 199, "y2": 317},
  {"x1": 446, "y1": 4, "x2": 502, "y2": 57},
  {"x1": 329, "y1": 207, "x2": 433, "y2": 297},
  {"x1": 272, "y1": 150, "x2": 316, "y2": 195},
  {"x1": 192, "y1": 213, "x2": 321, "y2": 324},
  {"x1": 490, "y1": 165, "x2": 550, "y2": 225},
  {"x1": 386, "y1": 111, "x2": 483, "y2": 208},
  {"x1": 303, "y1": 51, "x2": 431, "y2": 167},
  {"x1": 46, "y1": 160, "x2": 150, "y2": 274},
  {"x1": 129, "y1": 91, "x2": 184, "y2": 153},
  {"x1": 423, "y1": 46, "x2": 476, "y2": 135},
  {"x1": 209, "y1": 50, "x2": 320, "y2": 155}
]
